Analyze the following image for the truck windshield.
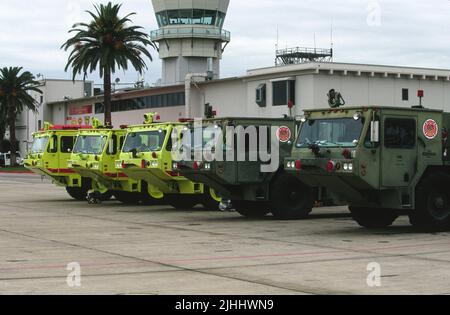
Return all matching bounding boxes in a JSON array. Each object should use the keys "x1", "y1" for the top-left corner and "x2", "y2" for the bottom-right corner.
[
  {"x1": 30, "y1": 137, "x2": 49, "y2": 153},
  {"x1": 190, "y1": 127, "x2": 223, "y2": 150},
  {"x1": 122, "y1": 131, "x2": 166, "y2": 153},
  {"x1": 73, "y1": 135, "x2": 107, "y2": 154},
  {"x1": 297, "y1": 118, "x2": 364, "y2": 148}
]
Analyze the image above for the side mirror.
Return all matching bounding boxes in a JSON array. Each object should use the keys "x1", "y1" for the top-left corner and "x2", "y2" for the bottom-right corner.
[{"x1": 370, "y1": 121, "x2": 380, "y2": 143}]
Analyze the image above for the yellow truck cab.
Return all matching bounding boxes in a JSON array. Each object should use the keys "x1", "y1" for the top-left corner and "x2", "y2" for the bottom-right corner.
[
  {"x1": 68, "y1": 119, "x2": 159, "y2": 205},
  {"x1": 116, "y1": 113, "x2": 221, "y2": 210},
  {"x1": 24, "y1": 122, "x2": 92, "y2": 200}
]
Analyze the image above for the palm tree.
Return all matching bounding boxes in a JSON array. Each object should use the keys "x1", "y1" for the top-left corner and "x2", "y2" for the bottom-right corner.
[
  {"x1": 0, "y1": 67, "x2": 42, "y2": 166},
  {"x1": 0, "y1": 100, "x2": 7, "y2": 152},
  {"x1": 61, "y1": 2, "x2": 155, "y2": 126}
]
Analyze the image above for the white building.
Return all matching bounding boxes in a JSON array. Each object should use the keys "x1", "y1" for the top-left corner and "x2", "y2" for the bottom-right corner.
[
  {"x1": 188, "y1": 62, "x2": 450, "y2": 119},
  {"x1": 10, "y1": 79, "x2": 93, "y2": 156},
  {"x1": 48, "y1": 62, "x2": 450, "y2": 129}
]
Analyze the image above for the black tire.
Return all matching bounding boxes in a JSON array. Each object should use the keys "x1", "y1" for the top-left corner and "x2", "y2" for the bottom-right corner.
[
  {"x1": 233, "y1": 201, "x2": 270, "y2": 218},
  {"x1": 201, "y1": 187, "x2": 221, "y2": 211},
  {"x1": 113, "y1": 191, "x2": 141, "y2": 205},
  {"x1": 99, "y1": 191, "x2": 113, "y2": 201},
  {"x1": 270, "y1": 172, "x2": 314, "y2": 220},
  {"x1": 410, "y1": 173, "x2": 450, "y2": 231},
  {"x1": 164, "y1": 194, "x2": 200, "y2": 209},
  {"x1": 349, "y1": 206, "x2": 398, "y2": 228},
  {"x1": 66, "y1": 187, "x2": 88, "y2": 201}
]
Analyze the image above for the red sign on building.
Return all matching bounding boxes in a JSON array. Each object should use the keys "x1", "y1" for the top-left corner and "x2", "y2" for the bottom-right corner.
[{"x1": 69, "y1": 105, "x2": 92, "y2": 116}]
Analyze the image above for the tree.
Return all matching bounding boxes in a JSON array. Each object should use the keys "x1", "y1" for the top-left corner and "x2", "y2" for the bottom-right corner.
[
  {"x1": 0, "y1": 98, "x2": 7, "y2": 153},
  {"x1": 0, "y1": 67, "x2": 42, "y2": 166},
  {"x1": 61, "y1": 2, "x2": 154, "y2": 126}
]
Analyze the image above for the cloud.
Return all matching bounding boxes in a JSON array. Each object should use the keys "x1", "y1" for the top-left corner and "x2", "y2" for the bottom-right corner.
[{"x1": 1, "y1": 0, "x2": 450, "y2": 85}]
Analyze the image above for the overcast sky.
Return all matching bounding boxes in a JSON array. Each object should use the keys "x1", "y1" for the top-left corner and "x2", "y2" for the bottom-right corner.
[{"x1": 1, "y1": 0, "x2": 450, "y2": 86}]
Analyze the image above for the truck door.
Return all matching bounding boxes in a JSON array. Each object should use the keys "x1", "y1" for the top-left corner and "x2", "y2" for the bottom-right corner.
[
  {"x1": 381, "y1": 116, "x2": 417, "y2": 187},
  {"x1": 46, "y1": 134, "x2": 59, "y2": 170}
]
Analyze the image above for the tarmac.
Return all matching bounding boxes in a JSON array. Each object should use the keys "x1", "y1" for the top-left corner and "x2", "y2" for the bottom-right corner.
[{"x1": 0, "y1": 173, "x2": 449, "y2": 295}]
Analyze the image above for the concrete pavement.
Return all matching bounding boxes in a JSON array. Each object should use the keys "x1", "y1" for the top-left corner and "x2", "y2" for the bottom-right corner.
[{"x1": 0, "y1": 173, "x2": 449, "y2": 295}]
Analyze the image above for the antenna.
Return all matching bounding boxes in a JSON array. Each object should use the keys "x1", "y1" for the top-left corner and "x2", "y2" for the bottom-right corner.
[
  {"x1": 314, "y1": 33, "x2": 317, "y2": 53},
  {"x1": 330, "y1": 23, "x2": 334, "y2": 61}
]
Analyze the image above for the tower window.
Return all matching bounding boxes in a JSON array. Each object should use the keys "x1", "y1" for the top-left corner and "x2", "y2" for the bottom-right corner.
[{"x1": 156, "y1": 10, "x2": 226, "y2": 27}]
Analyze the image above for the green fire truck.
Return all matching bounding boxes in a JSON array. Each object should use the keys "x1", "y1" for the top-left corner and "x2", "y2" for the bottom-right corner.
[
  {"x1": 116, "y1": 113, "x2": 221, "y2": 210},
  {"x1": 24, "y1": 123, "x2": 92, "y2": 200},
  {"x1": 285, "y1": 105, "x2": 450, "y2": 230},
  {"x1": 175, "y1": 117, "x2": 318, "y2": 219},
  {"x1": 68, "y1": 119, "x2": 160, "y2": 204}
]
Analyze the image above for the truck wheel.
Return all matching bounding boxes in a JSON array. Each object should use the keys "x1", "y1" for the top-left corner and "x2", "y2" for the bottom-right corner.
[
  {"x1": 66, "y1": 187, "x2": 88, "y2": 201},
  {"x1": 201, "y1": 187, "x2": 221, "y2": 211},
  {"x1": 270, "y1": 173, "x2": 314, "y2": 220},
  {"x1": 164, "y1": 194, "x2": 199, "y2": 210},
  {"x1": 140, "y1": 182, "x2": 164, "y2": 205},
  {"x1": 233, "y1": 201, "x2": 270, "y2": 218},
  {"x1": 349, "y1": 207, "x2": 398, "y2": 228},
  {"x1": 100, "y1": 191, "x2": 113, "y2": 201},
  {"x1": 113, "y1": 191, "x2": 141, "y2": 205},
  {"x1": 410, "y1": 173, "x2": 450, "y2": 231}
]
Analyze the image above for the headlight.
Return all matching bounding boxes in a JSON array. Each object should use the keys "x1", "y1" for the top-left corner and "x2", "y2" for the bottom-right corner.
[
  {"x1": 115, "y1": 160, "x2": 123, "y2": 169},
  {"x1": 343, "y1": 163, "x2": 353, "y2": 172},
  {"x1": 67, "y1": 161, "x2": 73, "y2": 168},
  {"x1": 91, "y1": 162, "x2": 100, "y2": 170},
  {"x1": 172, "y1": 162, "x2": 179, "y2": 170},
  {"x1": 287, "y1": 161, "x2": 294, "y2": 169},
  {"x1": 151, "y1": 161, "x2": 159, "y2": 168}
]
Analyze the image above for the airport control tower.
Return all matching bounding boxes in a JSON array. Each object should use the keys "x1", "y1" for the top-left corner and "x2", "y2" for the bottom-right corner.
[{"x1": 150, "y1": 0, "x2": 230, "y2": 86}]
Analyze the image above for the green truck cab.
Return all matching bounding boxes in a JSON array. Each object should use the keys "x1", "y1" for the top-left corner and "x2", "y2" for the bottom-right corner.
[
  {"x1": 68, "y1": 120, "x2": 157, "y2": 205},
  {"x1": 24, "y1": 123, "x2": 92, "y2": 200},
  {"x1": 286, "y1": 105, "x2": 450, "y2": 230},
  {"x1": 116, "y1": 113, "x2": 221, "y2": 210},
  {"x1": 175, "y1": 117, "x2": 317, "y2": 220}
]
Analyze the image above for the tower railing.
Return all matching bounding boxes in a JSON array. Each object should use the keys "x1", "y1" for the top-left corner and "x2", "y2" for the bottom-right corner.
[{"x1": 150, "y1": 27, "x2": 231, "y2": 42}]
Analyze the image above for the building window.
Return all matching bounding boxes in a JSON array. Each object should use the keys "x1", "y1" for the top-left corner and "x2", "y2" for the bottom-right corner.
[
  {"x1": 256, "y1": 84, "x2": 266, "y2": 107},
  {"x1": 38, "y1": 120, "x2": 42, "y2": 131},
  {"x1": 402, "y1": 88, "x2": 409, "y2": 101},
  {"x1": 272, "y1": 80, "x2": 296, "y2": 106},
  {"x1": 94, "y1": 92, "x2": 186, "y2": 114},
  {"x1": 84, "y1": 82, "x2": 93, "y2": 97},
  {"x1": 384, "y1": 118, "x2": 416, "y2": 149}
]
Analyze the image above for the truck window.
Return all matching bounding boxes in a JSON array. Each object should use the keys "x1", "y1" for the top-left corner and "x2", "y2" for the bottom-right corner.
[
  {"x1": 122, "y1": 131, "x2": 166, "y2": 153},
  {"x1": 297, "y1": 118, "x2": 364, "y2": 148},
  {"x1": 48, "y1": 135, "x2": 58, "y2": 153},
  {"x1": 384, "y1": 118, "x2": 416, "y2": 149},
  {"x1": 61, "y1": 137, "x2": 74, "y2": 153},
  {"x1": 107, "y1": 135, "x2": 117, "y2": 155}
]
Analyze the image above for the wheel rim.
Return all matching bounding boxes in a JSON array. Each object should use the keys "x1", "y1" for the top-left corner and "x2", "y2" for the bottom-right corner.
[
  {"x1": 428, "y1": 191, "x2": 450, "y2": 221},
  {"x1": 209, "y1": 188, "x2": 222, "y2": 202}
]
